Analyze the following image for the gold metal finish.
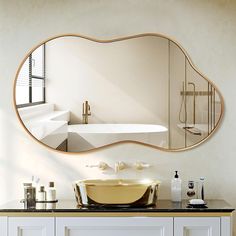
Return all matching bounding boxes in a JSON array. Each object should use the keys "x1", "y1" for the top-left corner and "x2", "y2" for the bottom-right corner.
[
  {"x1": 183, "y1": 127, "x2": 201, "y2": 136},
  {"x1": 114, "y1": 161, "x2": 126, "y2": 173},
  {"x1": 86, "y1": 161, "x2": 108, "y2": 170},
  {"x1": 184, "y1": 60, "x2": 187, "y2": 148},
  {"x1": 188, "y1": 82, "x2": 196, "y2": 126},
  {"x1": 213, "y1": 88, "x2": 216, "y2": 127},
  {"x1": 168, "y1": 40, "x2": 171, "y2": 149},
  {"x1": 82, "y1": 100, "x2": 91, "y2": 124},
  {"x1": 208, "y1": 82, "x2": 210, "y2": 134},
  {"x1": 13, "y1": 33, "x2": 225, "y2": 154},
  {"x1": 73, "y1": 179, "x2": 160, "y2": 207},
  {"x1": 210, "y1": 85, "x2": 213, "y2": 131},
  {"x1": 0, "y1": 212, "x2": 232, "y2": 217},
  {"x1": 180, "y1": 91, "x2": 213, "y2": 96}
]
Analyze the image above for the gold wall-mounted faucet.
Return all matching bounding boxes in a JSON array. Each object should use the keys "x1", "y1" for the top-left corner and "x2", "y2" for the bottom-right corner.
[{"x1": 82, "y1": 100, "x2": 91, "y2": 124}]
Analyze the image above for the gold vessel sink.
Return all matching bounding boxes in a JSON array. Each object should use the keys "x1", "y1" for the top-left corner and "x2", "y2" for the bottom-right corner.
[{"x1": 73, "y1": 179, "x2": 161, "y2": 207}]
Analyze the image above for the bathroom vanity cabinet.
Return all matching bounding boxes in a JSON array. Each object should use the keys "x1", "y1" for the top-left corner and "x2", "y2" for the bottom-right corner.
[
  {"x1": 0, "y1": 216, "x2": 230, "y2": 236},
  {"x1": 57, "y1": 217, "x2": 224, "y2": 236},
  {"x1": 0, "y1": 200, "x2": 233, "y2": 236}
]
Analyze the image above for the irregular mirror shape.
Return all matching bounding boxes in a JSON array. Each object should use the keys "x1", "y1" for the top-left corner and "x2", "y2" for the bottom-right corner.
[{"x1": 14, "y1": 34, "x2": 223, "y2": 153}]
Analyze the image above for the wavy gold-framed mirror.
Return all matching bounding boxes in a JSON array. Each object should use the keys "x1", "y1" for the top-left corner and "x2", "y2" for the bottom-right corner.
[{"x1": 13, "y1": 33, "x2": 224, "y2": 153}]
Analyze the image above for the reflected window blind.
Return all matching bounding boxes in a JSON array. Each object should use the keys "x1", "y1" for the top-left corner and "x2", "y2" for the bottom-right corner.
[
  {"x1": 16, "y1": 44, "x2": 45, "y2": 107},
  {"x1": 16, "y1": 58, "x2": 29, "y2": 87}
]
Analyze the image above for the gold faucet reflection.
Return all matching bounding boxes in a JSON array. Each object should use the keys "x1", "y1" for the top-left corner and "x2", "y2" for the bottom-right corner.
[{"x1": 82, "y1": 101, "x2": 91, "y2": 124}]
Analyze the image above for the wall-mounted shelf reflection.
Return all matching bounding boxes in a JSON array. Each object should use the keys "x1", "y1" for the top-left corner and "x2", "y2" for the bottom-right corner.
[
  {"x1": 177, "y1": 124, "x2": 209, "y2": 136},
  {"x1": 180, "y1": 91, "x2": 213, "y2": 96}
]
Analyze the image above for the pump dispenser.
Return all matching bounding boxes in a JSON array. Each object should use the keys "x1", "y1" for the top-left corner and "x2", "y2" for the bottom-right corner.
[
  {"x1": 171, "y1": 171, "x2": 182, "y2": 202},
  {"x1": 174, "y1": 171, "x2": 178, "y2": 178}
]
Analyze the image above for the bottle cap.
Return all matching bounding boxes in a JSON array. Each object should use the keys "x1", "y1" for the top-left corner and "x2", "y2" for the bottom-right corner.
[
  {"x1": 39, "y1": 186, "x2": 45, "y2": 192},
  {"x1": 23, "y1": 183, "x2": 32, "y2": 187},
  {"x1": 49, "y1": 182, "x2": 54, "y2": 188},
  {"x1": 188, "y1": 181, "x2": 194, "y2": 189},
  {"x1": 174, "y1": 171, "x2": 179, "y2": 178}
]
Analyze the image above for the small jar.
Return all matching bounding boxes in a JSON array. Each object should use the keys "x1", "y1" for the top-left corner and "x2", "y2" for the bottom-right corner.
[{"x1": 23, "y1": 183, "x2": 36, "y2": 209}]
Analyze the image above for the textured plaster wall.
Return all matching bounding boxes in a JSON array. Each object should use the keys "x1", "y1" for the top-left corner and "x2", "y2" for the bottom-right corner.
[{"x1": 0, "y1": 0, "x2": 236, "y2": 233}]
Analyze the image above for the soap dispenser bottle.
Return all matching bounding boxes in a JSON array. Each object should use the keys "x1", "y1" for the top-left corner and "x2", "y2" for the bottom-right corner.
[{"x1": 171, "y1": 171, "x2": 182, "y2": 202}]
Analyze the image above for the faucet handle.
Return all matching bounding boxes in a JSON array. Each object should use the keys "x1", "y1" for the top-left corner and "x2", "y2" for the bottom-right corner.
[
  {"x1": 114, "y1": 161, "x2": 126, "y2": 173},
  {"x1": 86, "y1": 161, "x2": 108, "y2": 170},
  {"x1": 134, "y1": 161, "x2": 150, "y2": 170}
]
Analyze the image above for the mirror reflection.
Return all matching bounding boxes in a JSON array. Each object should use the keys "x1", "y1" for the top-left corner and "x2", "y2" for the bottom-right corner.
[{"x1": 14, "y1": 34, "x2": 223, "y2": 153}]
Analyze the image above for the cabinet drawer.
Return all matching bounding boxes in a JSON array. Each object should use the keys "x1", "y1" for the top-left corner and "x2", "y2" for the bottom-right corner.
[
  {"x1": 8, "y1": 217, "x2": 54, "y2": 236},
  {"x1": 56, "y1": 217, "x2": 173, "y2": 236},
  {"x1": 174, "y1": 217, "x2": 220, "y2": 236}
]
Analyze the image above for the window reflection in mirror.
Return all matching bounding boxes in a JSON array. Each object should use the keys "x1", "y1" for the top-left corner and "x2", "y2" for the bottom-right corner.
[
  {"x1": 14, "y1": 35, "x2": 223, "y2": 153},
  {"x1": 16, "y1": 45, "x2": 45, "y2": 107}
]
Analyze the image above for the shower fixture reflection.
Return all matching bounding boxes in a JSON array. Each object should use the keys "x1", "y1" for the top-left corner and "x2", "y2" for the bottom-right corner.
[{"x1": 188, "y1": 82, "x2": 196, "y2": 126}]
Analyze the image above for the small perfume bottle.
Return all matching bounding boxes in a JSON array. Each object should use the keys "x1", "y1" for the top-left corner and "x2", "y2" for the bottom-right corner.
[
  {"x1": 38, "y1": 186, "x2": 46, "y2": 202},
  {"x1": 47, "y1": 182, "x2": 56, "y2": 202},
  {"x1": 187, "y1": 181, "x2": 196, "y2": 199}
]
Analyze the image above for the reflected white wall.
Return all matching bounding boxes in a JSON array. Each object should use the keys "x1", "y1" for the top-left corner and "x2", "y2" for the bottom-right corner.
[{"x1": 46, "y1": 36, "x2": 168, "y2": 125}]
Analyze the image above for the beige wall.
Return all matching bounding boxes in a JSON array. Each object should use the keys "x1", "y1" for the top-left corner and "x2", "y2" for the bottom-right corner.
[{"x1": 0, "y1": 0, "x2": 236, "y2": 233}]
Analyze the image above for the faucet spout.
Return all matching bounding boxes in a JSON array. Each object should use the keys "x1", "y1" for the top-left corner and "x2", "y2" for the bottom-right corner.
[{"x1": 82, "y1": 100, "x2": 91, "y2": 124}]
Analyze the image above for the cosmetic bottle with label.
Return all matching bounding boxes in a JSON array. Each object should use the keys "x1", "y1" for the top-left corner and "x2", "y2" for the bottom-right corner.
[
  {"x1": 47, "y1": 182, "x2": 56, "y2": 202},
  {"x1": 171, "y1": 171, "x2": 182, "y2": 202},
  {"x1": 38, "y1": 186, "x2": 46, "y2": 202}
]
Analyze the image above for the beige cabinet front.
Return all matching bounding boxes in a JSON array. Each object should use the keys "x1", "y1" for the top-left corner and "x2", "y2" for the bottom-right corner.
[
  {"x1": 56, "y1": 217, "x2": 173, "y2": 236},
  {"x1": 174, "y1": 217, "x2": 221, "y2": 236},
  {"x1": 8, "y1": 217, "x2": 54, "y2": 236}
]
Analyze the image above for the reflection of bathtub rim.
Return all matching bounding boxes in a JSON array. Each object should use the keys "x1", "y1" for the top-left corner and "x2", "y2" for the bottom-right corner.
[
  {"x1": 18, "y1": 104, "x2": 70, "y2": 149},
  {"x1": 68, "y1": 124, "x2": 168, "y2": 134},
  {"x1": 68, "y1": 124, "x2": 168, "y2": 152}
]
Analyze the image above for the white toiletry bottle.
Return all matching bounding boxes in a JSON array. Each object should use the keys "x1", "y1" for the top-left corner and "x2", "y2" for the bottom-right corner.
[
  {"x1": 171, "y1": 171, "x2": 182, "y2": 202},
  {"x1": 47, "y1": 182, "x2": 56, "y2": 202},
  {"x1": 38, "y1": 186, "x2": 46, "y2": 202}
]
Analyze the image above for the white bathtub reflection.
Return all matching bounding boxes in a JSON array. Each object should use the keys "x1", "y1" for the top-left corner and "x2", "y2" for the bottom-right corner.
[{"x1": 68, "y1": 124, "x2": 168, "y2": 152}]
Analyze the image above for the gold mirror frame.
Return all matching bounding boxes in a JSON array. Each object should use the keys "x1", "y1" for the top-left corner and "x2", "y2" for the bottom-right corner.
[{"x1": 13, "y1": 33, "x2": 224, "y2": 154}]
